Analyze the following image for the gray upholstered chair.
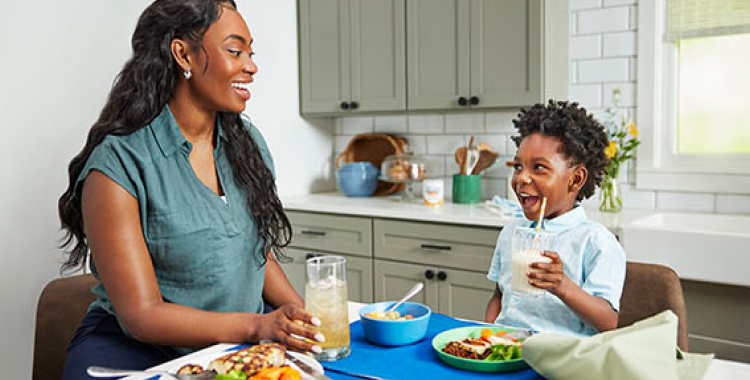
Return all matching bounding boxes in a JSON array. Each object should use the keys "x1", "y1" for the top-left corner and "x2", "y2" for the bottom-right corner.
[
  {"x1": 33, "y1": 274, "x2": 98, "y2": 380},
  {"x1": 617, "y1": 262, "x2": 689, "y2": 351}
]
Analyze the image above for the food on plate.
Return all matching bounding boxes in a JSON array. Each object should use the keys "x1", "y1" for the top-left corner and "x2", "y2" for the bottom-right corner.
[
  {"x1": 176, "y1": 343, "x2": 301, "y2": 380},
  {"x1": 178, "y1": 363, "x2": 207, "y2": 374},
  {"x1": 441, "y1": 328, "x2": 523, "y2": 361},
  {"x1": 363, "y1": 310, "x2": 415, "y2": 321},
  {"x1": 207, "y1": 343, "x2": 286, "y2": 376}
]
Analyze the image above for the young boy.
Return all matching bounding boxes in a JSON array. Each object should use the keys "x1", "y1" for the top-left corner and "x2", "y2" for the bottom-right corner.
[{"x1": 485, "y1": 100, "x2": 626, "y2": 336}]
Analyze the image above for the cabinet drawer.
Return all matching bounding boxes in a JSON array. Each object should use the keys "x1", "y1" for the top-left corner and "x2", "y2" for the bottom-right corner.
[
  {"x1": 373, "y1": 219, "x2": 499, "y2": 272},
  {"x1": 287, "y1": 211, "x2": 372, "y2": 257}
]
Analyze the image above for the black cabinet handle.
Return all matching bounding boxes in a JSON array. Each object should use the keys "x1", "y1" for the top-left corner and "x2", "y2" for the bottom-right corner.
[
  {"x1": 437, "y1": 271, "x2": 447, "y2": 281},
  {"x1": 425, "y1": 269, "x2": 435, "y2": 279},
  {"x1": 301, "y1": 230, "x2": 326, "y2": 236},
  {"x1": 350, "y1": 101, "x2": 359, "y2": 110},
  {"x1": 340, "y1": 101, "x2": 350, "y2": 110},
  {"x1": 470, "y1": 96, "x2": 479, "y2": 105},
  {"x1": 421, "y1": 244, "x2": 452, "y2": 251},
  {"x1": 305, "y1": 253, "x2": 316, "y2": 260},
  {"x1": 458, "y1": 96, "x2": 468, "y2": 106}
]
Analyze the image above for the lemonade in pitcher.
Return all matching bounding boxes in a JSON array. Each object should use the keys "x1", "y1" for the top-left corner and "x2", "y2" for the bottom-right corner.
[{"x1": 305, "y1": 256, "x2": 351, "y2": 361}]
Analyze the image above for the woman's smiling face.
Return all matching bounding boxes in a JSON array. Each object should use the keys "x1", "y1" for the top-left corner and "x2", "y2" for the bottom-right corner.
[
  {"x1": 188, "y1": 7, "x2": 257, "y2": 114},
  {"x1": 511, "y1": 133, "x2": 583, "y2": 221}
]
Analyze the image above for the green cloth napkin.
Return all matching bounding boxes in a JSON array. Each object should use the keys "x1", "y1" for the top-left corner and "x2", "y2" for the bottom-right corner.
[{"x1": 522, "y1": 311, "x2": 714, "y2": 380}]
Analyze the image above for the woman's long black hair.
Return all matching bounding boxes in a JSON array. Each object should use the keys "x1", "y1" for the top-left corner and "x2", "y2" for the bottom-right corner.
[{"x1": 58, "y1": 0, "x2": 291, "y2": 274}]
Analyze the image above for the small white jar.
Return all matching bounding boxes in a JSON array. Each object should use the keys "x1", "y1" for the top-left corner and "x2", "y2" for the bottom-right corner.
[{"x1": 422, "y1": 178, "x2": 444, "y2": 206}]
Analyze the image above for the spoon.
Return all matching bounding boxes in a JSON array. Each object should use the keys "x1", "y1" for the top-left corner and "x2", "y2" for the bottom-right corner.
[{"x1": 385, "y1": 282, "x2": 424, "y2": 314}]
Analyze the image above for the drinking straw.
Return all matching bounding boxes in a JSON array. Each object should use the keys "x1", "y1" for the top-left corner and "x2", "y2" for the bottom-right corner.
[{"x1": 536, "y1": 197, "x2": 547, "y2": 233}]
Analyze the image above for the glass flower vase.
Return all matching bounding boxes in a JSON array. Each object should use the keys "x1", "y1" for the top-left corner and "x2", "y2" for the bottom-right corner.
[{"x1": 599, "y1": 175, "x2": 622, "y2": 212}]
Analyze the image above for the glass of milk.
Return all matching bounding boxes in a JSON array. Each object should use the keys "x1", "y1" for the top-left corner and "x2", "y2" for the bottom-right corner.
[{"x1": 511, "y1": 226, "x2": 557, "y2": 296}]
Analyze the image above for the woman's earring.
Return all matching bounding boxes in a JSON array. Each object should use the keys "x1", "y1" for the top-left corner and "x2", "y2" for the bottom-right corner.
[{"x1": 183, "y1": 67, "x2": 192, "y2": 80}]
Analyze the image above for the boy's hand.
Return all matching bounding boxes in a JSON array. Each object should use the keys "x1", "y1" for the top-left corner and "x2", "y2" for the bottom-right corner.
[{"x1": 528, "y1": 251, "x2": 571, "y2": 298}]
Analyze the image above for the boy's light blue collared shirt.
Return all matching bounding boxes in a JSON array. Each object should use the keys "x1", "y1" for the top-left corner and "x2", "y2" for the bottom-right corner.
[{"x1": 487, "y1": 206, "x2": 626, "y2": 336}]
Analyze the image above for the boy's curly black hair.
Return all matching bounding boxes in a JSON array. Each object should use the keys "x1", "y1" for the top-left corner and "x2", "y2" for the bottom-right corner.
[{"x1": 511, "y1": 99, "x2": 609, "y2": 201}]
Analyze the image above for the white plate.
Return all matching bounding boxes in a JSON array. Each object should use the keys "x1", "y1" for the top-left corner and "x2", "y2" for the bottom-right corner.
[{"x1": 168, "y1": 348, "x2": 323, "y2": 380}]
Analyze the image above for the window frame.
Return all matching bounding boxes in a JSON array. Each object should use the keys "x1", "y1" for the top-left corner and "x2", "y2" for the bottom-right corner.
[{"x1": 636, "y1": 0, "x2": 750, "y2": 194}]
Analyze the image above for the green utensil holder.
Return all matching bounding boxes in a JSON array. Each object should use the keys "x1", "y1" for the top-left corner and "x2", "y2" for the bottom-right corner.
[{"x1": 452, "y1": 174, "x2": 482, "y2": 204}]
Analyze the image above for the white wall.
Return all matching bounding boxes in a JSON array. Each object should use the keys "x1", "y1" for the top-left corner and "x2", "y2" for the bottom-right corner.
[{"x1": 0, "y1": 1, "x2": 332, "y2": 378}]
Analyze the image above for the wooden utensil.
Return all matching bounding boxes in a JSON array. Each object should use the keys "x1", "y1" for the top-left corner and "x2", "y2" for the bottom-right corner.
[
  {"x1": 455, "y1": 146, "x2": 467, "y2": 175},
  {"x1": 471, "y1": 142, "x2": 499, "y2": 175}
]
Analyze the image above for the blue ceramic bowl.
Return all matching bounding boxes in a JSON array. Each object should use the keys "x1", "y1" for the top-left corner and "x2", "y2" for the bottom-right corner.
[
  {"x1": 359, "y1": 302, "x2": 431, "y2": 346},
  {"x1": 337, "y1": 162, "x2": 379, "y2": 197}
]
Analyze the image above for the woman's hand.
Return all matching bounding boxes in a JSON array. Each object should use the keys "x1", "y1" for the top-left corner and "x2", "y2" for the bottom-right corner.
[
  {"x1": 528, "y1": 251, "x2": 572, "y2": 298},
  {"x1": 255, "y1": 304, "x2": 325, "y2": 354}
]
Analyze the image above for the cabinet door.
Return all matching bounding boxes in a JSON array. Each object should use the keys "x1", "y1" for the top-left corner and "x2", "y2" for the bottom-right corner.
[
  {"x1": 469, "y1": 0, "x2": 542, "y2": 107},
  {"x1": 349, "y1": 0, "x2": 406, "y2": 112},
  {"x1": 437, "y1": 268, "x2": 495, "y2": 321},
  {"x1": 374, "y1": 260, "x2": 439, "y2": 312},
  {"x1": 282, "y1": 248, "x2": 373, "y2": 303},
  {"x1": 407, "y1": 0, "x2": 470, "y2": 110},
  {"x1": 298, "y1": 0, "x2": 350, "y2": 115}
]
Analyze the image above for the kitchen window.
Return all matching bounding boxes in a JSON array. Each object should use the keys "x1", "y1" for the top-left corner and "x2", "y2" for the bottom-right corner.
[{"x1": 637, "y1": 0, "x2": 750, "y2": 194}]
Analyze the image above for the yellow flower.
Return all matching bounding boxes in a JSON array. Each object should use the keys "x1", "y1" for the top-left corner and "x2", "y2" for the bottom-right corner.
[
  {"x1": 605, "y1": 141, "x2": 618, "y2": 158},
  {"x1": 627, "y1": 122, "x2": 639, "y2": 137}
]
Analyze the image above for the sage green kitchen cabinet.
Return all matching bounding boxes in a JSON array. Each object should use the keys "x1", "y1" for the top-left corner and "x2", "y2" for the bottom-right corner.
[
  {"x1": 374, "y1": 260, "x2": 495, "y2": 322},
  {"x1": 281, "y1": 248, "x2": 374, "y2": 303},
  {"x1": 407, "y1": 0, "x2": 567, "y2": 110},
  {"x1": 298, "y1": 0, "x2": 406, "y2": 116},
  {"x1": 372, "y1": 219, "x2": 498, "y2": 321}
]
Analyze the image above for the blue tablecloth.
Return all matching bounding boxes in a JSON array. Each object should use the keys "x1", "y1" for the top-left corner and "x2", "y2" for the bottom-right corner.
[{"x1": 323, "y1": 313, "x2": 545, "y2": 380}]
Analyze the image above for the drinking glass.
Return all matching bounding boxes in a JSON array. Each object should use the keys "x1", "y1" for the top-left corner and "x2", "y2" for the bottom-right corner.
[
  {"x1": 305, "y1": 255, "x2": 351, "y2": 361},
  {"x1": 511, "y1": 226, "x2": 557, "y2": 296}
]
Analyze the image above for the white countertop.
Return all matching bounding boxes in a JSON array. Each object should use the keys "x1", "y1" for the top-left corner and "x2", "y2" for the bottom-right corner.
[{"x1": 282, "y1": 192, "x2": 651, "y2": 232}]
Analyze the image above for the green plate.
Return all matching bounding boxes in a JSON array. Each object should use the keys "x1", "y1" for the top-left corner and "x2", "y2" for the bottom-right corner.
[{"x1": 432, "y1": 326, "x2": 529, "y2": 373}]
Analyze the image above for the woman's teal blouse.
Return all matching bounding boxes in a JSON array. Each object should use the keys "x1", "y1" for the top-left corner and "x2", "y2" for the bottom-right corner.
[{"x1": 75, "y1": 106, "x2": 275, "y2": 350}]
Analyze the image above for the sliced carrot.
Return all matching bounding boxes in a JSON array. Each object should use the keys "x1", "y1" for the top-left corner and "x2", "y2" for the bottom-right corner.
[
  {"x1": 494, "y1": 330, "x2": 507, "y2": 337},
  {"x1": 480, "y1": 328, "x2": 495, "y2": 339}
]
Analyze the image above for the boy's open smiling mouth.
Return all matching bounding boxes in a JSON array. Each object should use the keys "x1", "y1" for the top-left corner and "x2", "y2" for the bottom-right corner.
[{"x1": 518, "y1": 192, "x2": 541, "y2": 210}]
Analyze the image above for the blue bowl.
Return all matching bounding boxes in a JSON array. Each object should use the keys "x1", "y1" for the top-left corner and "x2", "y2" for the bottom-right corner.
[
  {"x1": 359, "y1": 302, "x2": 431, "y2": 346},
  {"x1": 337, "y1": 162, "x2": 379, "y2": 197}
]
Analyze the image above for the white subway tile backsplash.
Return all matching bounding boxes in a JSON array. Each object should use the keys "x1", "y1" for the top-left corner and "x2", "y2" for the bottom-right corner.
[
  {"x1": 486, "y1": 111, "x2": 517, "y2": 133},
  {"x1": 571, "y1": 35, "x2": 602, "y2": 59},
  {"x1": 716, "y1": 195, "x2": 750, "y2": 215},
  {"x1": 334, "y1": 135, "x2": 352, "y2": 155},
  {"x1": 603, "y1": 82, "x2": 635, "y2": 107},
  {"x1": 604, "y1": 31, "x2": 638, "y2": 57},
  {"x1": 506, "y1": 138, "x2": 518, "y2": 158},
  {"x1": 427, "y1": 135, "x2": 464, "y2": 155},
  {"x1": 404, "y1": 135, "x2": 427, "y2": 155},
  {"x1": 445, "y1": 113, "x2": 485, "y2": 133},
  {"x1": 570, "y1": 0, "x2": 602, "y2": 11},
  {"x1": 482, "y1": 155, "x2": 512, "y2": 179},
  {"x1": 569, "y1": 84, "x2": 602, "y2": 108},
  {"x1": 656, "y1": 191, "x2": 716, "y2": 213},
  {"x1": 629, "y1": 57, "x2": 638, "y2": 82},
  {"x1": 340, "y1": 116, "x2": 374, "y2": 134},
  {"x1": 604, "y1": 0, "x2": 636, "y2": 6},
  {"x1": 578, "y1": 58, "x2": 629, "y2": 83},
  {"x1": 374, "y1": 115, "x2": 408, "y2": 134},
  {"x1": 621, "y1": 183, "x2": 656, "y2": 210},
  {"x1": 476, "y1": 134, "x2": 509, "y2": 156},
  {"x1": 603, "y1": 31, "x2": 637, "y2": 57},
  {"x1": 423, "y1": 155, "x2": 447, "y2": 177},
  {"x1": 570, "y1": 61, "x2": 578, "y2": 84},
  {"x1": 446, "y1": 155, "x2": 462, "y2": 177},
  {"x1": 482, "y1": 178, "x2": 507, "y2": 199},
  {"x1": 570, "y1": 11, "x2": 578, "y2": 35},
  {"x1": 629, "y1": 5, "x2": 638, "y2": 30},
  {"x1": 577, "y1": 7, "x2": 630, "y2": 34},
  {"x1": 408, "y1": 114, "x2": 444, "y2": 134}
]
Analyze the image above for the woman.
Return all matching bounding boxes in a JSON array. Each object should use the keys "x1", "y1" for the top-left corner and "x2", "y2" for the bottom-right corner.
[{"x1": 58, "y1": 1, "x2": 322, "y2": 378}]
